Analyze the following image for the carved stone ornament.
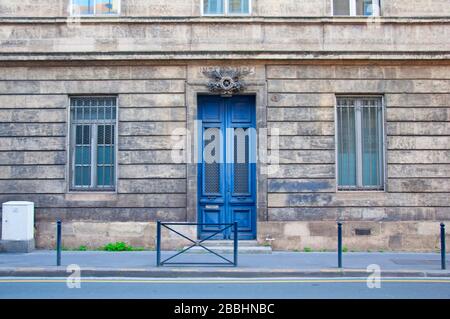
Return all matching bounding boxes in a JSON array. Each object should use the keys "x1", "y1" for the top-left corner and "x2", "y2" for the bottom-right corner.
[{"x1": 201, "y1": 67, "x2": 254, "y2": 96}]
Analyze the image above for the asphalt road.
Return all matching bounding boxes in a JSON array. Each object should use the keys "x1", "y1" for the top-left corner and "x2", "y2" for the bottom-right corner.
[{"x1": 0, "y1": 277, "x2": 449, "y2": 299}]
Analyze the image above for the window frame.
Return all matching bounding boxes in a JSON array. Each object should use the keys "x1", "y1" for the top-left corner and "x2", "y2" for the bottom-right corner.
[
  {"x1": 331, "y1": 0, "x2": 381, "y2": 16},
  {"x1": 68, "y1": 96, "x2": 118, "y2": 192},
  {"x1": 70, "y1": 0, "x2": 121, "y2": 17},
  {"x1": 202, "y1": 0, "x2": 252, "y2": 16},
  {"x1": 334, "y1": 95, "x2": 386, "y2": 192}
]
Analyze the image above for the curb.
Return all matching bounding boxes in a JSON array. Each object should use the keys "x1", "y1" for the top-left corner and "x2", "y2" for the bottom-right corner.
[{"x1": 0, "y1": 267, "x2": 449, "y2": 278}]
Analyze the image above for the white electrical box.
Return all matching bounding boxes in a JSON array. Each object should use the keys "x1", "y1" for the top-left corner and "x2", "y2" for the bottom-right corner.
[{"x1": 2, "y1": 201, "x2": 34, "y2": 241}]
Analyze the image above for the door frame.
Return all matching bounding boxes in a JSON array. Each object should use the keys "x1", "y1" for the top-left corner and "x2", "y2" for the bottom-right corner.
[{"x1": 186, "y1": 70, "x2": 268, "y2": 239}]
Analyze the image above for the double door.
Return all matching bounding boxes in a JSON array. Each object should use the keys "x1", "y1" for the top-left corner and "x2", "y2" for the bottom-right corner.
[{"x1": 198, "y1": 95, "x2": 256, "y2": 240}]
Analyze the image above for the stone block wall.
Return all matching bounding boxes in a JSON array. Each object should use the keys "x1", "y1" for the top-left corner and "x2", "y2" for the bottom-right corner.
[
  {"x1": 35, "y1": 220, "x2": 195, "y2": 250},
  {"x1": 0, "y1": 0, "x2": 448, "y2": 252},
  {"x1": 0, "y1": 20, "x2": 448, "y2": 57},
  {"x1": 0, "y1": 65, "x2": 188, "y2": 249},
  {"x1": 259, "y1": 63, "x2": 450, "y2": 251},
  {"x1": 0, "y1": 62, "x2": 448, "y2": 251}
]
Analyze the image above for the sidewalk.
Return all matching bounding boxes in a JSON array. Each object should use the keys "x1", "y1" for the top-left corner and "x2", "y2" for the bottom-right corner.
[{"x1": 0, "y1": 250, "x2": 448, "y2": 278}]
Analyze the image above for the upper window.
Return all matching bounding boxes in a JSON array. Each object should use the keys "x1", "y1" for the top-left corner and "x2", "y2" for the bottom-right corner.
[
  {"x1": 336, "y1": 97, "x2": 384, "y2": 191},
  {"x1": 333, "y1": 0, "x2": 380, "y2": 16},
  {"x1": 203, "y1": 0, "x2": 251, "y2": 15},
  {"x1": 70, "y1": 97, "x2": 117, "y2": 191},
  {"x1": 71, "y1": 0, "x2": 120, "y2": 16}
]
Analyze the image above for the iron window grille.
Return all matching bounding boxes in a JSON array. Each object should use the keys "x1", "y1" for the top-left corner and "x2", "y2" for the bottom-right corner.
[
  {"x1": 69, "y1": 96, "x2": 117, "y2": 191},
  {"x1": 336, "y1": 96, "x2": 385, "y2": 191}
]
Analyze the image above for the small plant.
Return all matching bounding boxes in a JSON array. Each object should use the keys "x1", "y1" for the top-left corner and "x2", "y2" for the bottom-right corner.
[
  {"x1": 102, "y1": 241, "x2": 133, "y2": 251},
  {"x1": 303, "y1": 247, "x2": 313, "y2": 252},
  {"x1": 77, "y1": 245, "x2": 87, "y2": 251},
  {"x1": 342, "y1": 245, "x2": 349, "y2": 253}
]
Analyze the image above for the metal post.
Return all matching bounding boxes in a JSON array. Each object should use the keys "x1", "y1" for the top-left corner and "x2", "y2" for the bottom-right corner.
[
  {"x1": 233, "y1": 222, "x2": 238, "y2": 267},
  {"x1": 56, "y1": 220, "x2": 62, "y2": 266},
  {"x1": 156, "y1": 220, "x2": 161, "y2": 267},
  {"x1": 441, "y1": 223, "x2": 446, "y2": 270},
  {"x1": 337, "y1": 222, "x2": 342, "y2": 268}
]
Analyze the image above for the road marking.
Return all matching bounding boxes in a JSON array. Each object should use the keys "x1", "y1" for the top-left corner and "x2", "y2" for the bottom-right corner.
[{"x1": 0, "y1": 278, "x2": 450, "y2": 284}]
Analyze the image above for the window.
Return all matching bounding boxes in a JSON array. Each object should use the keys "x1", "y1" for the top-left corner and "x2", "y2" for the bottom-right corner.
[
  {"x1": 336, "y1": 97, "x2": 384, "y2": 190},
  {"x1": 70, "y1": 97, "x2": 117, "y2": 191},
  {"x1": 203, "y1": 0, "x2": 251, "y2": 15},
  {"x1": 333, "y1": 0, "x2": 380, "y2": 16},
  {"x1": 71, "y1": 0, "x2": 120, "y2": 16}
]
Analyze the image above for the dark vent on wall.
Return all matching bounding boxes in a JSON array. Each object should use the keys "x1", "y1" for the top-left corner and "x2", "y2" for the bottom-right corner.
[{"x1": 355, "y1": 228, "x2": 371, "y2": 236}]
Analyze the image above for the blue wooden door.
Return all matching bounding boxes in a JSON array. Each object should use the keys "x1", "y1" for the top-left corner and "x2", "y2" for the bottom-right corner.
[{"x1": 198, "y1": 95, "x2": 256, "y2": 240}]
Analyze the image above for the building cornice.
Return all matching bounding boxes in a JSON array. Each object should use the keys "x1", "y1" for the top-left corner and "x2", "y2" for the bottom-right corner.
[{"x1": 0, "y1": 51, "x2": 449, "y2": 63}]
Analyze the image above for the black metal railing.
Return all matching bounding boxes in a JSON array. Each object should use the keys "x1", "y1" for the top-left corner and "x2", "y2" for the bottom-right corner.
[
  {"x1": 156, "y1": 221, "x2": 238, "y2": 267},
  {"x1": 337, "y1": 221, "x2": 343, "y2": 268},
  {"x1": 56, "y1": 220, "x2": 62, "y2": 266},
  {"x1": 441, "y1": 223, "x2": 446, "y2": 270}
]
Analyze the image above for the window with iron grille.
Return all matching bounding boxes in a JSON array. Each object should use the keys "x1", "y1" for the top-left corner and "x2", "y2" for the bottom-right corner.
[
  {"x1": 333, "y1": 0, "x2": 380, "y2": 16},
  {"x1": 203, "y1": 0, "x2": 251, "y2": 15},
  {"x1": 70, "y1": 97, "x2": 117, "y2": 191},
  {"x1": 336, "y1": 97, "x2": 385, "y2": 191},
  {"x1": 71, "y1": 0, "x2": 120, "y2": 16}
]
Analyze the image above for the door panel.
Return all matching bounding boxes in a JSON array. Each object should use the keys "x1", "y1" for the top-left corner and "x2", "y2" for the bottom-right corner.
[
  {"x1": 198, "y1": 95, "x2": 256, "y2": 240},
  {"x1": 200, "y1": 206, "x2": 223, "y2": 231},
  {"x1": 202, "y1": 126, "x2": 223, "y2": 197},
  {"x1": 231, "y1": 128, "x2": 252, "y2": 196},
  {"x1": 231, "y1": 206, "x2": 254, "y2": 232},
  {"x1": 231, "y1": 100, "x2": 252, "y2": 122}
]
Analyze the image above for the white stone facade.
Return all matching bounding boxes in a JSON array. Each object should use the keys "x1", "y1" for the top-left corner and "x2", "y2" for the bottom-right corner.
[{"x1": 0, "y1": 0, "x2": 449, "y2": 251}]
